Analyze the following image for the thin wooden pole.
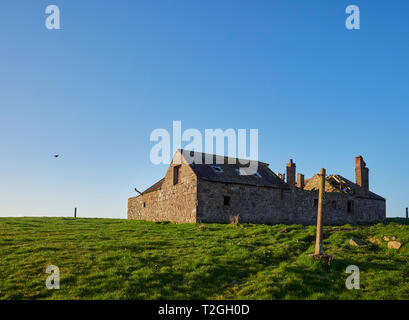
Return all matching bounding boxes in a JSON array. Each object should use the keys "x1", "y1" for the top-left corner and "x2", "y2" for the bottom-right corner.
[
  {"x1": 314, "y1": 168, "x2": 326, "y2": 255},
  {"x1": 74, "y1": 207, "x2": 77, "y2": 218},
  {"x1": 406, "y1": 207, "x2": 408, "y2": 220}
]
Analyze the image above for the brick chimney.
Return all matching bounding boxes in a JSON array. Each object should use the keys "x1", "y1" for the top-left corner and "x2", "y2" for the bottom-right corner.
[
  {"x1": 355, "y1": 155, "x2": 369, "y2": 195},
  {"x1": 297, "y1": 173, "x2": 305, "y2": 189},
  {"x1": 286, "y1": 159, "x2": 296, "y2": 187}
]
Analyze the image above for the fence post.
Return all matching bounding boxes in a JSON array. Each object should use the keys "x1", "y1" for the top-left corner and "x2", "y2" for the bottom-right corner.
[{"x1": 314, "y1": 168, "x2": 326, "y2": 255}]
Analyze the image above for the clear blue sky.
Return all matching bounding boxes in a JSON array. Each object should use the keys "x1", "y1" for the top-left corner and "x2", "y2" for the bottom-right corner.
[{"x1": 0, "y1": 0, "x2": 408, "y2": 218}]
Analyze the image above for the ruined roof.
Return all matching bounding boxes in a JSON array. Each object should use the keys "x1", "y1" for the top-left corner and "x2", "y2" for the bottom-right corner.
[
  {"x1": 304, "y1": 174, "x2": 385, "y2": 200},
  {"x1": 181, "y1": 150, "x2": 288, "y2": 189},
  {"x1": 142, "y1": 178, "x2": 164, "y2": 194}
]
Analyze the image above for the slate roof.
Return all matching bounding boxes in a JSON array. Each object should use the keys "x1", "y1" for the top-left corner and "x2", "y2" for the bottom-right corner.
[
  {"x1": 304, "y1": 174, "x2": 385, "y2": 200},
  {"x1": 142, "y1": 178, "x2": 164, "y2": 194},
  {"x1": 181, "y1": 150, "x2": 288, "y2": 189},
  {"x1": 140, "y1": 151, "x2": 384, "y2": 200}
]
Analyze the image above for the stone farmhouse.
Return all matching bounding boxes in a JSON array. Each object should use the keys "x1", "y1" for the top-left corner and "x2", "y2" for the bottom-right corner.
[{"x1": 128, "y1": 150, "x2": 385, "y2": 225}]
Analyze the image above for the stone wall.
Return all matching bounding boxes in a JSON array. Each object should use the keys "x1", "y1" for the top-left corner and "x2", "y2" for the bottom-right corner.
[
  {"x1": 128, "y1": 162, "x2": 386, "y2": 225},
  {"x1": 196, "y1": 180, "x2": 288, "y2": 224},
  {"x1": 196, "y1": 179, "x2": 385, "y2": 225},
  {"x1": 127, "y1": 159, "x2": 198, "y2": 223}
]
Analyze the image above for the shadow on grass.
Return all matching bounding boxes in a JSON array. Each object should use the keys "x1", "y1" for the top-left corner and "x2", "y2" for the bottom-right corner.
[{"x1": 123, "y1": 241, "x2": 312, "y2": 299}]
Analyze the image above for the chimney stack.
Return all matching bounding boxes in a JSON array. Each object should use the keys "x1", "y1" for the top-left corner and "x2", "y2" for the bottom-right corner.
[
  {"x1": 297, "y1": 173, "x2": 305, "y2": 189},
  {"x1": 286, "y1": 159, "x2": 296, "y2": 187},
  {"x1": 355, "y1": 156, "x2": 369, "y2": 195}
]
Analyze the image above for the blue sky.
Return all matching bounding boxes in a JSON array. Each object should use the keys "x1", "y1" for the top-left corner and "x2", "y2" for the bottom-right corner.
[{"x1": 0, "y1": 0, "x2": 408, "y2": 218}]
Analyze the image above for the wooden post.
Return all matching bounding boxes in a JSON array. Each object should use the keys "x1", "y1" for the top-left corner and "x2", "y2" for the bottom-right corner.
[
  {"x1": 314, "y1": 168, "x2": 326, "y2": 255},
  {"x1": 406, "y1": 207, "x2": 408, "y2": 220},
  {"x1": 74, "y1": 207, "x2": 77, "y2": 218}
]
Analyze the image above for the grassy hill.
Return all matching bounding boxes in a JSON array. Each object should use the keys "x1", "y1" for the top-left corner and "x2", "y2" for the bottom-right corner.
[{"x1": 1, "y1": 217, "x2": 409, "y2": 300}]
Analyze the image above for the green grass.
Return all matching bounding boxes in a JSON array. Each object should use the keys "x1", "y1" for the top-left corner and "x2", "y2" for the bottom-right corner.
[{"x1": 1, "y1": 217, "x2": 409, "y2": 300}]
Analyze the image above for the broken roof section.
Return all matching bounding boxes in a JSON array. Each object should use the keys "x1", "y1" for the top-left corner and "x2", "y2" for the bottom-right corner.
[{"x1": 304, "y1": 174, "x2": 384, "y2": 200}]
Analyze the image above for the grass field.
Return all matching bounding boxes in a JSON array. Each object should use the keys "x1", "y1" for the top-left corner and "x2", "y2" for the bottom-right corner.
[{"x1": 1, "y1": 217, "x2": 409, "y2": 300}]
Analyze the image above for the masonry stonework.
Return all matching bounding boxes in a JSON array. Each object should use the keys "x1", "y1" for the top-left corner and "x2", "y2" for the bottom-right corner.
[
  {"x1": 196, "y1": 180, "x2": 384, "y2": 225},
  {"x1": 128, "y1": 157, "x2": 198, "y2": 223},
  {"x1": 128, "y1": 151, "x2": 386, "y2": 225}
]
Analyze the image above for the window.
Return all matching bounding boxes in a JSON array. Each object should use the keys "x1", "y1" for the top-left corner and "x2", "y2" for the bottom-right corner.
[
  {"x1": 347, "y1": 200, "x2": 354, "y2": 213},
  {"x1": 331, "y1": 200, "x2": 337, "y2": 210},
  {"x1": 173, "y1": 165, "x2": 181, "y2": 185},
  {"x1": 235, "y1": 168, "x2": 248, "y2": 175},
  {"x1": 236, "y1": 168, "x2": 262, "y2": 178},
  {"x1": 224, "y1": 196, "x2": 231, "y2": 206},
  {"x1": 211, "y1": 165, "x2": 223, "y2": 173},
  {"x1": 313, "y1": 199, "x2": 318, "y2": 207},
  {"x1": 280, "y1": 189, "x2": 284, "y2": 200},
  {"x1": 143, "y1": 202, "x2": 146, "y2": 208}
]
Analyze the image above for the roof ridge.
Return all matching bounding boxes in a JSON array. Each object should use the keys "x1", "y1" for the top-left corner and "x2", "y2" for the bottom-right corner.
[{"x1": 178, "y1": 149, "x2": 269, "y2": 166}]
